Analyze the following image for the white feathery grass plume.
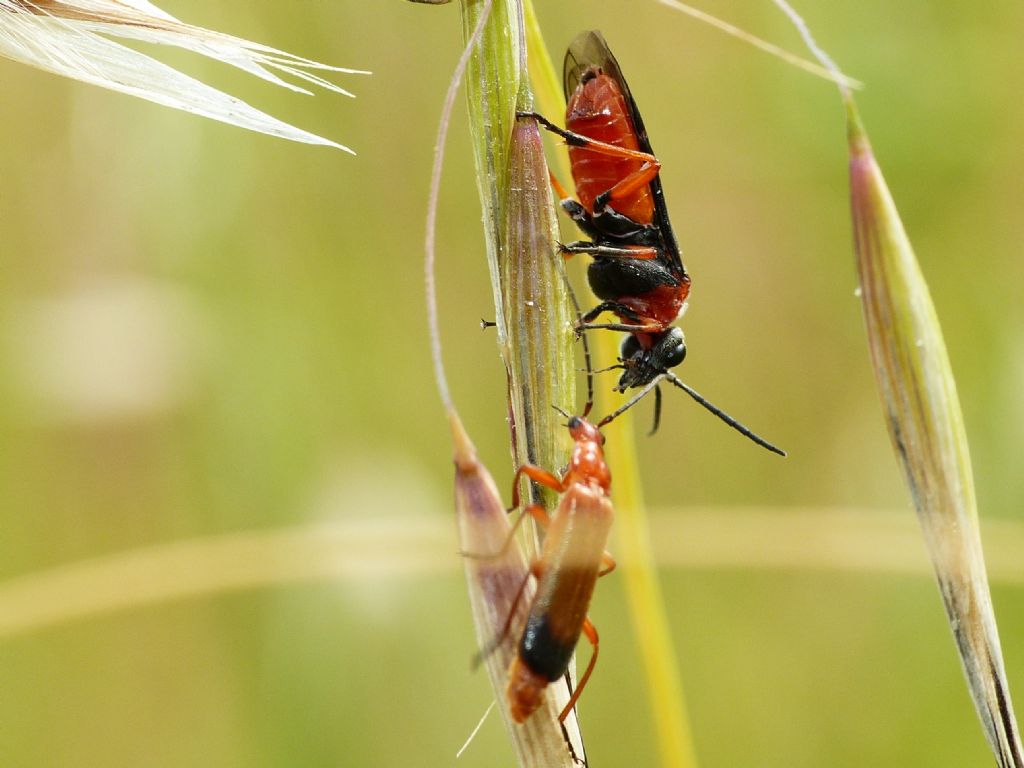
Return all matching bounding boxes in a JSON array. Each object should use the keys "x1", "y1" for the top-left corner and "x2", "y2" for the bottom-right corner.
[{"x1": 0, "y1": 0, "x2": 369, "y2": 151}]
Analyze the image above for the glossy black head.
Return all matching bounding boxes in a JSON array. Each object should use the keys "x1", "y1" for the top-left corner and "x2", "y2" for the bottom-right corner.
[{"x1": 616, "y1": 328, "x2": 686, "y2": 390}]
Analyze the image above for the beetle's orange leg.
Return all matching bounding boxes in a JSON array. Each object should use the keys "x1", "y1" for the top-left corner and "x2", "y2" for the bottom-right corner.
[
  {"x1": 525, "y1": 504, "x2": 552, "y2": 530},
  {"x1": 558, "y1": 618, "x2": 600, "y2": 722},
  {"x1": 598, "y1": 552, "x2": 616, "y2": 577},
  {"x1": 510, "y1": 464, "x2": 566, "y2": 511}
]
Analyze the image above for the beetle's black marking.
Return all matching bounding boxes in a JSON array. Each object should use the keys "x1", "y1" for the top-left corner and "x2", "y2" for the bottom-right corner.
[{"x1": 520, "y1": 613, "x2": 579, "y2": 682}]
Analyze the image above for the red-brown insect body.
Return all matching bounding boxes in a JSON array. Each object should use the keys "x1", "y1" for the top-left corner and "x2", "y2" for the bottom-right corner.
[
  {"x1": 507, "y1": 658, "x2": 548, "y2": 723},
  {"x1": 536, "y1": 35, "x2": 784, "y2": 453},
  {"x1": 564, "y1": 416, "x2": 610, "y2": 495},
  {"x1": 564, "y1": 65, "x2": 691, "y2": 335},
  {"x1": 505, "y1": 417, "x2": 614, "y2": 723},
  {"x1": 566, "y1": 72, "x2": 654, "y2": 226},
  {"x1": 518, "y1": 32, "x2": 694, "y2": 393}
]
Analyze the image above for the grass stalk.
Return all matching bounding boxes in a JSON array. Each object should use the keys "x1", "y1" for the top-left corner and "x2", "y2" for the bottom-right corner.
[
  {"x1": 454, "y1": 0, "x2": 583, "y2": 760},
  {"x1": 772, "y1": 2, "x2": 1024, "y2": 764},
  {"x1": 523, "y1": 7, "x2": 699, "y2": 767},
  {"x1": 423, "y1": 0, "x2": 580, "y2": 757}
]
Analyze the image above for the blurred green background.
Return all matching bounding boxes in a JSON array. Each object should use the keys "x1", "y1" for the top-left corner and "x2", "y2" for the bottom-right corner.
[{"x1": 2, "y1": 1, "x2": 1023, "y2": 765}]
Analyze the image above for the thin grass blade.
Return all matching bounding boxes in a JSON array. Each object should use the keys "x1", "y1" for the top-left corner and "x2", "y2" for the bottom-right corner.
[
  {"x1": 848, "y1": 105, "x2": 1024, "y2": 767},
  {"x1": 459, "y1": 0, "x2": 585, "y2": 758},
  {"x1": 422, "y1": 0, "x2": 582, "y2": 759},
  {"x1": 770, "y1": 2, "x2": 1024, "y2": 763}
]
